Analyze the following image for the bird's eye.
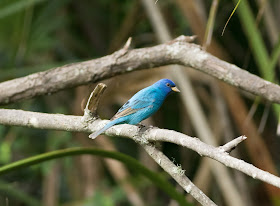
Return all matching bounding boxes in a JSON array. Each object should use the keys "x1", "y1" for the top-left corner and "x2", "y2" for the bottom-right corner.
[{"x1": 166, "y1": 83, "x2": 171, "y2": 87}]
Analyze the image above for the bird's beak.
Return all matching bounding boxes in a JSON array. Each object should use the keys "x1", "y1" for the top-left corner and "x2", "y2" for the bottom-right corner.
[{"x1": 171, "y1": 86, "x2": 180, "y2": 92}]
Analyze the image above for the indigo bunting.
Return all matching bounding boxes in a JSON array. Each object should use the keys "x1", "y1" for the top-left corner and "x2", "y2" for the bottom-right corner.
[{"x1": 89, "y1": 79, "x2": 180, "y2": 139}]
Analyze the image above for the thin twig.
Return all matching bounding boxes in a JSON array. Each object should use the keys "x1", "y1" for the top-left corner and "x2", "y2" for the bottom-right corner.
[{"x1": 219, "y1": 135, "x2": 247, "y2": 153}]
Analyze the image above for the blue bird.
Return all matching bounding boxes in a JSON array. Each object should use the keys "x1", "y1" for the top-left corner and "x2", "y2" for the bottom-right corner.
[{"x1": 89, "y1": 79, "x2": 180, "y2": 139}]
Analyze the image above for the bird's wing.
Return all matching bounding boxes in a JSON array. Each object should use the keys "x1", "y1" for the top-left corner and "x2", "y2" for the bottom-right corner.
[{"x1": 111, "y1": 99, "x2": 153, "y2": 121}]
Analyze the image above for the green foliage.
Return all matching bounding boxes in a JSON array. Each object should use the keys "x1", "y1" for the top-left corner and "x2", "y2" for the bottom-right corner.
[{"x1": 0, "y1": 147, "x2": 191, "y2": 206}]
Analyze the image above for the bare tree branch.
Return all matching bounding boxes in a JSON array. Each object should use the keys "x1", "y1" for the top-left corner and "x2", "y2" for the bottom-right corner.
[
  {"x1": 0, "y1": 108, "x2": 216, "y2": 205},
  {"x1": 0, "y1": 108, "x2": 279, "y2": 190},
  {"x1": 84, "y1": 83, "x2": 107, "y2": 116},
  {"x1": 140, "y1": 143, "x2": 216, "y2": 206},
  {"x1": 219, "y1": 135, "x2": 247, "y2": 153},
  {"x1": 0, "y1": 36, "x2": 280, "y2": 105}
]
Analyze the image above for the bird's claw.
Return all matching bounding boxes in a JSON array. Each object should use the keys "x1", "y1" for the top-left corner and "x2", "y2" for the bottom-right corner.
[{"x1": 137, "y1": 123, "x2": 146, "y2": 129}]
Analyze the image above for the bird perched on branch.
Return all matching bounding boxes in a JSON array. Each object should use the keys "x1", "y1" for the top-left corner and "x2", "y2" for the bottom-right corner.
[{"x1": 89, "y1": 79, "x2": 180, "y2": 139}]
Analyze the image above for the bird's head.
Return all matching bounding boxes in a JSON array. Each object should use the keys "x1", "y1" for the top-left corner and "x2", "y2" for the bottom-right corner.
[{"x1": 154, "y1": 79, "x2": 180, "y2": 95}]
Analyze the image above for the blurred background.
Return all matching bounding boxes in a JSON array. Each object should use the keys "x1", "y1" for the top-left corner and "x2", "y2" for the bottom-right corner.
[{"x1": 0, "y1": 0, "x2": 280, "y2": 205}]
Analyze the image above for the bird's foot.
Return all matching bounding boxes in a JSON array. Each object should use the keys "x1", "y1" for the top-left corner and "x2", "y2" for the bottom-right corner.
[
  {"x1": 137, "y1": 123, "x2": 146, "y2": 129},
  {"x1": 136, "y1": 124, "x2": 155, "y2": 137}
]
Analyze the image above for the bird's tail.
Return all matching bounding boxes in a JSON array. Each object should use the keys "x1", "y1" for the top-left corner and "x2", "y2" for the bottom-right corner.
[{"x1": 89, "y1": 120, "x2": 118, "y2": 139}]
